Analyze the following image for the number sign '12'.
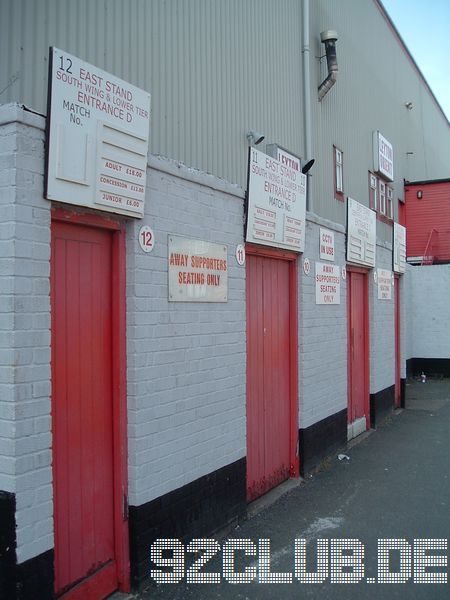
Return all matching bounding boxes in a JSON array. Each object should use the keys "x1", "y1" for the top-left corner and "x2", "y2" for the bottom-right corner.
[{"x1": 139, "y1": 226, "x2": 155, "y2": 253}]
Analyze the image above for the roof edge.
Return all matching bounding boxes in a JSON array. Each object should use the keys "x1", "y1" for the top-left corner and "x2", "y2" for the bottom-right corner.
[
  {"x1": 405, "y1": 179, "x2": 450, "y2": 186},
  {"x1": 375, "y1": 0, "x2": 449, "y2": 127}
]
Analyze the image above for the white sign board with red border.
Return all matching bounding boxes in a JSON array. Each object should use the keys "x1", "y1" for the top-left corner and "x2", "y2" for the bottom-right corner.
[
  {"x1": 315, "y1": 262, "x2": 341, "y2": 304},
  {"x1": 246, "y1": 148, "x2": 306, "y2": 252},
  {"x1": 168, "y1": 236, "x2": 228, "y2": 302},
  {"x1": 393, "y1": 223, "x2": 406, "y2": 273},
  {"x1": 46, "y1": 47, "x2": 151, "y2": 218},
  {"x1": 347, "y1": 197, "x2": 376, "y2": 268}
]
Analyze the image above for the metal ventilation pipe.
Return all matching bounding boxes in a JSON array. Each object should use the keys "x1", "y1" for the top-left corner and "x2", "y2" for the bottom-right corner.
[{"x1": 318, "y1": 30, "x2": 338, "y2": 101}]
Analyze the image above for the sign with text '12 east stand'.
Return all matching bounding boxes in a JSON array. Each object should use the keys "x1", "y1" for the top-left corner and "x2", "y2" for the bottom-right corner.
[
  {"x1": 246, "y1": 148, "x2": 307, "y2": 252},
  {"x1": 46, "y1": 47, "x2": 151, "y2": 218}
]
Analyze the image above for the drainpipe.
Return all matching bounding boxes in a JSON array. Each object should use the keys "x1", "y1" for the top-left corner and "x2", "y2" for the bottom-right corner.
[
  {"x1": 318, "y1": 30, "x2": 338, "y2": 101},
  {"x1": 302, "y1": 0, "x2": 313, "y2": 212}
]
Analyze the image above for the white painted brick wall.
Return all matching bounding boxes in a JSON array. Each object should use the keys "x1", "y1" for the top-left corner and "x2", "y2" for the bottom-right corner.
[
  {"x1": 0, "y1": 117, "x2": 17, "y2": 494},
  {"x1": 0, "y1": 105, "x2": 53, "y2": 563},
  {"x1": 406, "y1": 264, "x2": 450, "y2": 359},
  {"x1": 299, "y1": 215, "x2": 347, "y2": 429},
  {"x1": 369, "y1": 243, "x2": 395, "y2": 394},
  {"x1": 126, "y1": 157, "x2": 246, "y2": 507},
  {"x1": 399, "y1": 268, "x2": 407, "y2": 379},
  {"x1": 405, "y1": 264, "x2": 415, "y2": 361}
]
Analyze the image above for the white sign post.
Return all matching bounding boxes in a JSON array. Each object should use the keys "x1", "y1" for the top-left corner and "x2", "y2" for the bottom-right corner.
[
  {"x1": 346, "y1": 198, "x2": 376, "y2": 268},
  {"x1": 377, "y1": 269, "x2": 392, "y2": 300},
  {"x1": 246, "y1": 148, "x2": 307, "y2": 252},
  {"x1": 393, "y1": 223, "x2": 406, "y2": 273},
  {"x1": 168, "y1": 236, "x2": 228, "y2": 302},
  {"x1": 46, "y1": 47, "x2": 151, "y2": 218},
  {"x1": 315, "y1": 262, "x2": 341, "y2": 304},
  {"x1": 319, "y1": 228, "x2": 335, "y2": 261}
]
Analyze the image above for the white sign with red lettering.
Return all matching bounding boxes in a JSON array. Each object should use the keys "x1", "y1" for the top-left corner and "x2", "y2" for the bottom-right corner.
[
  {"x1": 373, "y1": 131, "x2": 394, "y2": 181},
  {"x1": 319, "y1": 228, "x2": 335, "y2": 261},
  {"x1": 168, "y1": 236, "x2": 228, "y2": 302},
  {"x1": 315, "y1": 262, "x2": 341, "y2": 305},
  {"x1": 46, "y1": 47, "x2": 151, "y2": 218},
  {"x1": 377, "y1": 268, "x2": 392, "y2": 300},
  {"x1": 393, "y1": 223, "x2": 406, "y2": 273},
  {"x1": 276, "y1": 147, "x2": 302, "y2": 173},
  {"x1": 246, "y1": 148, "x2": 307, "y2": 252}
]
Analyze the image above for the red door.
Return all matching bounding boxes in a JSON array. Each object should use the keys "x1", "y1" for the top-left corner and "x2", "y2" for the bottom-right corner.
[
  {"x1": 246, "y1": 249, "x2": 298, "y2": 502},
  {"x1": 51, "y1": 219, "x2": 122, "y2": 598},
  {"x1": 394, "y1": 275, "x2": 401, "y2": 408},
  {"x1": 347, "y1": 270, "x2": 369, "y2": 436}
]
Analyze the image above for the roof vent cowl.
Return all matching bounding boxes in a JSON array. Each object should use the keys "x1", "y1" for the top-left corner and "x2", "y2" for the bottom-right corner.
[{"x1": 318, "y1": 30, "x2": 338, "y2": 101}]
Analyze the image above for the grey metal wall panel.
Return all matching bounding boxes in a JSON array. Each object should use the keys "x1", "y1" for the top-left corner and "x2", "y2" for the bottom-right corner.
[
  {"x1": 0, "y1": 0, "x2": 449, "y2": 233},
  {"x1": 0, "y1": 0, "x2": 304, "y2": 189},
  {"x1": 309, "y1": 0, "x2": 449, "y2": 237}
]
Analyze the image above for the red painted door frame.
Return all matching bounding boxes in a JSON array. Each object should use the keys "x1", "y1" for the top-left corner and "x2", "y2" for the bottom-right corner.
[
  {"x1": 394, "y1": 275, "x2": 401, "y2": 408},
  {"x1": 245, "y1": 244, "x2": 299, "y2": 489},
  {"x1": 346, "y1": 266, "x2": 370, "y2": 429},
  {"x1": 51, "y1": 208, "x2": 130, "y2": 595}
]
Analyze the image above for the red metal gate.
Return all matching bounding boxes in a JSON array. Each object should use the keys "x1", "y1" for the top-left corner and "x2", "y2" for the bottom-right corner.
[
  {"x1": 347, "y1": 269, "x2": 369, "y2": 435},
  {"x1": 394, "y1": 275, "x2": 401, "y2": 408},
  {"x1": 51, "y1": 211, "x2": 129, "y2": 598},
  {"x1": 246, "y1": 246, "x2": 298, "y2": 502}
]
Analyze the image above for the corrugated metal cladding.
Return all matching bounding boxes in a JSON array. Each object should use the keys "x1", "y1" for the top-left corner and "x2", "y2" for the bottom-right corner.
[
  {"x1": 310, "y1": 0, "x2": 450, "y2": 236},
  {"x1": 1, "y1": 0, "x2": 449, "y2": 233},
  {"x1": 0, "y1": 0, "x2": 303, "y2": 189},
  {"x1": 405, "y1": 182, "x2": 450, "y2": 262}
]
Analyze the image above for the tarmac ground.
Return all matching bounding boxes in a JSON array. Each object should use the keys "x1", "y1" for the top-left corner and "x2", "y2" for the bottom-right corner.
[{"x1": 118, "y1": 377, "x2": 450, "y2": 600}]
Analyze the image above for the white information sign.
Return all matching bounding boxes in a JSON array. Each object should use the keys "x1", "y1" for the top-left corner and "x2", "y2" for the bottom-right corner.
[
  {"x1": 373, "y1": 131, "x2": 394, "y2": 181},
  {"x1": 315, "y1": 262, "x2": 341, "y2": 305},
  {"x1": 246, "y1": 148, "x2": 307, "y2": 252},
  {"x1": 46, "y1": 47, "x2": 151, "y2": 218},
  {"x1": 347, "y1": 198, "x2": 376, "y2": 268},
  {"x1": 377, "y1": 269, "x2": 392, "y2": 300},
  {"x1": 168, "y1": 236, "x2": 228, "y2": 302},
  {"x1": 393, "y1": 223, "x2": 406, "y2": 273},
  {"x1": 319, "y1": 227, "x2": 335, "y2": 261}
]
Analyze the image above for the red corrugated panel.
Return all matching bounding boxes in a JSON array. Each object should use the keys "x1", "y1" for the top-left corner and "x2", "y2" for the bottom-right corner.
[{"x1": 405, "y1": 182, "x2": 450, "y2": 262}]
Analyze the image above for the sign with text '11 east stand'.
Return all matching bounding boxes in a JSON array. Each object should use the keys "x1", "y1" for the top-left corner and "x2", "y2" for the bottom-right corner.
[
  {"x1": 46, "y1": 47, "x2": 151, "y2": 218},
  {"x1": 246, "y1": 148, "x2": 307, "y2": 252}
]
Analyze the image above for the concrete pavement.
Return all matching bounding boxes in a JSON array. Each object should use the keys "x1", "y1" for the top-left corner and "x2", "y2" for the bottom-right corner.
[{"x1": 134, "y1": 377, "x2": 450, "y2": 599}]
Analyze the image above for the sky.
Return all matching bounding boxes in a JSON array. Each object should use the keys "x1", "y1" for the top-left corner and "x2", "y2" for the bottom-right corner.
[{"x1": 381, "y1": 0, "x2": 450, "y2": 122}]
